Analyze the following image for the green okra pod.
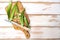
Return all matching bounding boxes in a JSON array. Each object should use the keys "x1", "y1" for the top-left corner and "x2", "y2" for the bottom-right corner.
[
  {"x1": 19, "y1": 9, "x2": 25, "y2": 26},
  {"x1": 24, "y1": 16, "x2": 30, "y2": 28},
  {"x1": 6, "y1": 2, "x2": 12, "y2": 19},
  {"x1": 9, "y1": 3, "x2": 17, "y2": 21}
]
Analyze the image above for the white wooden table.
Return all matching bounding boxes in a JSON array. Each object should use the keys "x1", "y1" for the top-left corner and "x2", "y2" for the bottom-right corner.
[{"x1": 0, "y1": 0, "x2": 60, "y2": 40}]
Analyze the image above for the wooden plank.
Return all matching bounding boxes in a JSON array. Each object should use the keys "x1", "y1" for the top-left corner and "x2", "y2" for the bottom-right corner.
[
  {"x1": 0, "y1": 0, "x2": 60, "y2": 2},
  {"x1": 0, "y1": 3, "x2": 60, "y2": 14},
  {"x1": 0, "y1": 15, "x2": 60, "y2": 27},
  {"x1": 0, "y1": 13, "x2": 60, "y2": 15},
  {"x1": 0, "y1": 27, "x2": 60, "y2": 39},
  {"x1": 0, "y1": 2, "x2": 60, "y2": 4},
  {"x1": 0, "y1": 38, "x2": 60, "y2": 40}
]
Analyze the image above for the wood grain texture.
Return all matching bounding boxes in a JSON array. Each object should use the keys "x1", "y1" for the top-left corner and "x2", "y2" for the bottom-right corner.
[
  {"x1": 0, "y1": 0, "x2": 60, "y2": 40},
  {"x1": 0, "y1": 14, "x2": 60, "y2": 27},
  {"x1": 0, "y1": 3, "x2": 60, "y2": 14},
  {"x1": 0, "y1": 27, "x2": 60, "y2": 39},
  {"x1": 0, "y1": 0, "x2": 60, "y2": 2},
  {"x1": 0, "y1": 38, "x2": 60, "y2": 40}
]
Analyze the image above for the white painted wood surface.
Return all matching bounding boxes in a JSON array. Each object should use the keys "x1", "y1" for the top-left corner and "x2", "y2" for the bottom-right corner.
[
  {"x1": 0, "y1": 15, "x2": 60, "y2": 26},
  {"x1": 0, "y1": 0, "x2": 60, "y2": 39},
  {"x1": 0, "y1": 0, "x2": 60, "y2": 2},
  {"x1": 0, "y1": 27, "x2": 60, "y2": 39},
  {"x1": 0, "y1": 3, "x2": 60, "y2": 14}
]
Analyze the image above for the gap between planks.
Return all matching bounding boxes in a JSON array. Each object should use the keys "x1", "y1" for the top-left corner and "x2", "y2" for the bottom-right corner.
[
  {"x1": 0, "y1": 14, "x2": 60, "y2": 16},
  {"x1": 0, "y1": 38, "x2": 60, "y2": 40},
  {"x1": 0, "y1": 2, "x2": 60, "y2": 4},
  {"x1": 0, "y1": 26, "x2": 60, "y2": 28}
]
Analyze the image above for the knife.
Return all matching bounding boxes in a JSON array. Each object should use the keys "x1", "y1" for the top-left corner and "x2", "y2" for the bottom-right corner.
[{"x1": 5, "y1": 19, "x2": 30, "y2": 31}]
